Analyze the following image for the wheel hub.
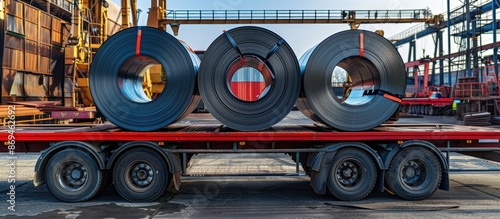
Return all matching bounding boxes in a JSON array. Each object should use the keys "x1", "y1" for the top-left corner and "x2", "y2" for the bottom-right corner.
[
  {"x1": 336, "y1": 161, "x2": 359, "y2": 186},
  {"x1": 343, "y1": 168, "x2": 353, "y2": 178},
  {"x1": 71, "y1": 169, "x2": 83, "y2": 180},
  {"x1": 131, "y1": 163, "x2": 154, "y2": 187},
  {"x1": 402, "y1": 160, "x2": 422, "y2": 185},
  {"x1": 62, "y1": 163, "x2": 87, "y2": 188}
]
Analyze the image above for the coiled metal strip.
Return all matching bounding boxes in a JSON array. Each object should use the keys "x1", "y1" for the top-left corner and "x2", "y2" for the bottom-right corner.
[
  {"x1": 199, "y1": 26, "x2": 301, "y2": 131},
  {"x1": 297, "y1": 30, "x2": 406, "y2": 131},
  {"x1": 89, "y1": 27, "x2": 200, "y2": 131}
]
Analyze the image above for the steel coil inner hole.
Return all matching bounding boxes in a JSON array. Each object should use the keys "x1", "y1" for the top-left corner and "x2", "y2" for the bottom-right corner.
[
  {"x1": 331, "y1": 57, "x2": 381, "y2": 105},
  {"x1": 117, "y1": 55, "x2": 166, "y2": 103},
  {"x1": 227, "y1": 56, "x2": 273, "y2": 102}
]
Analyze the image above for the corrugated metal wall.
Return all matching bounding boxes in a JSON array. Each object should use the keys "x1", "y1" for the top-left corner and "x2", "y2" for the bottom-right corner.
[
  {"x1": 1, "y1": 0, "x2": 67, "y2": 103},
  {"x1": 1, "y1": 0, "x2": 122, "y2": 103},
  {"x1": 0, "y1": 0, "x2": 5, "y2": 100},
  {"x1": 230, "y1": 67, "x2": 267, "y2": 101}
]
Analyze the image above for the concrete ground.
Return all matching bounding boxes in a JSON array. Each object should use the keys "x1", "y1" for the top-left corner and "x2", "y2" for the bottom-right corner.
[{"x1": 0, "y1": 152, "x2": 499, "y2": 219}]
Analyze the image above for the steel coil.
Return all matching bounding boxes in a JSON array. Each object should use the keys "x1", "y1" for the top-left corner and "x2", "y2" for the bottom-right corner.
[
  {"x1": 199, "y1": 26, "x2": 301, "y2": 131},
  {"x1": 297, "y1": 30, "x2": 406, "y2": 131},
  {"x1": 90, "y1": 26, "x2": 200, "y2": 131}
]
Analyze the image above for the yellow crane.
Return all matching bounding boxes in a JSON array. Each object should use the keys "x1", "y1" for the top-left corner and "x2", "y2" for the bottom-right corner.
[{"x1": 66, "y1": 0, "x2": 109, "y2": 107}]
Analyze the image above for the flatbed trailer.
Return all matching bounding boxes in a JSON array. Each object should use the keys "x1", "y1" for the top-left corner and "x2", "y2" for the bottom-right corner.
[
  {"x1": 2, "y1": 122, "x2": 500, "y2": 203},
  {"x1": 400, "y1": 97, "x2": 454, "y2": 115}
]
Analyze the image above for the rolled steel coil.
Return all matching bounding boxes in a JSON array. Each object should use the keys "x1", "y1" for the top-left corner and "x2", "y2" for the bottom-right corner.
[
  {"x1": 90, "y1": 26, "x2": 200, "y2": 131},
  {"x1": 297, "y1": 30, "x2": 406, "y2": 131},
  {"x1": 199, "y1": 26, "x2": 301, "y2": 131}
]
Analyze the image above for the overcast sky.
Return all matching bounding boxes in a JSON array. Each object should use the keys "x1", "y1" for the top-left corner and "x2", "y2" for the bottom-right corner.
[{"x1": 111, "y1": 0, "x2": 468, "y2": 61}]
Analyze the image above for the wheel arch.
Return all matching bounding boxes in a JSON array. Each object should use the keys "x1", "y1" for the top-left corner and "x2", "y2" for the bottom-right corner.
[
  {"x1": 105, "y1": 141, "x2": 182, "y2": 174},
  {"x1": 309, "y1": 142, "x2": 384, "y2": 195},
  {"x1": 34, "y1": 141, "x2": 105, "y2": 187}
]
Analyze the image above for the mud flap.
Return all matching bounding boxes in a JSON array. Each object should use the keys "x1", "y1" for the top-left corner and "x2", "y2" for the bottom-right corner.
[
  {"x1": 173, "y1": 171, "x2": 182, "y2": 191},
  {"x1": 309, "y1": 151, "x2": 337, "y2": 195}
]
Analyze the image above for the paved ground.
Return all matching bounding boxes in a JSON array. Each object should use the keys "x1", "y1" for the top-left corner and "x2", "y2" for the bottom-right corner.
[{"x1": 0, "y1": 152, "x2": 499, "y2": 219}]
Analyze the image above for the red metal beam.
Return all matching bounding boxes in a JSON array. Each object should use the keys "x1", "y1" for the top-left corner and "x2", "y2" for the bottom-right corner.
[
  {"x1": 405, "y1": 58, "x2": 430, "y2": 68},
  {"x1": 432, "y1": 41, "x2": 500, "y2": 62},
  {"x1": 2, "y1": 130, "x2": 500, "y2": 142},
  {"x1": 401, "y1": 97, "x2": 454, "y2": 106},
  {"x1": 405, "y1": 41, "x2": 500, "y2": 66}
]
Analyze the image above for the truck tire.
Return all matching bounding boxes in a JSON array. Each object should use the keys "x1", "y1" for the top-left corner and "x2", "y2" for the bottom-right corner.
[
  {"x1": 327, "y1": 148, "x2": 377, "y2": 201},
  {"x1": 429, "y1": 106, "x2": 436, "y2": 116},
  {"x1": 113, "y1": 148, "x2": 170, "y2": 202},
  {"x1": 385, "y1": 146, "x2": 442, "y2": 200},
  {"x1": 98, "y1": 170, "x2": 113, "y2": 193},
  {"x1": 401, "y1": 105, "x2": 409, "y2": 113},
  {"x1": 410, "y1": 105, "x2": 418, "y2": 114},
  {"x1": 45, "y1": 149, "x2": 103, "y2": 202}
]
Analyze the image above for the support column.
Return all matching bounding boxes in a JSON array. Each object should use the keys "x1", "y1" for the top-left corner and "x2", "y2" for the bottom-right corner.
[
  {"x1": 147, "y1": 0, "x2": 161, "y2": 29},
  {"x1": 465, "y1": 0, "x2": 472, "y2": 77},
  {"x1": 493, "y1": 0, "x2": 499, "y2": 93},
  {"x1": 439, "y1": 30, "x2": 445, "y2": 86},
  {"x1": 0, "y1": 0, "x2": 5, "y2": 102},
  {"x1": 447, "y1": 0, "x2": 452, "y2": 86},
  {"x1": 431, "y1": 31, "x2": 441, "y2": 86},
  {"x1": 408, "y1": 41, "x2": 417, "y2": 73},
  {"x1": 121, "y1": 0, "x2": 130, "y2": 28},
  {"x1": 472, "y1": 20, "x2": 479, "y2": 80},
  {"x1": 131, "y1": 0, "x2": 137, "y2": 26}
]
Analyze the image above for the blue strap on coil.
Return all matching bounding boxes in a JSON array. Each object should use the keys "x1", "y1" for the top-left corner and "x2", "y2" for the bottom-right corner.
[
  {"x1": 224, "y1": 31, "x2": 244, "y2": 58},
  {"x1": 265, "y1": 38, "x2": 285, "y2": 61}
]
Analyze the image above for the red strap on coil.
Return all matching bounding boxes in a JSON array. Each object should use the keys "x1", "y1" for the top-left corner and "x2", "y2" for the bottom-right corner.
[
  {"x1": 136, "y1": 28, "x2": 142, "y2": 56},
  {"x1": 363, "y1": 89, "x2": 403, "y2": 103},
  {"x1": 383, "y1": 93, "x2": 402, "y2": 103},
  {"x1": 359, "y1": 32, "x2": 364, "y2": 57}
]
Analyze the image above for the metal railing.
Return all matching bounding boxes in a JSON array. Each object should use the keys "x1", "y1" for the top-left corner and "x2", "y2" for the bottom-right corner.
[
  {"x1": 389, "y1": 23, "x2": 429, "y2": 42},
  {"x1": 388, "y1": 1, "x2": 494, "y2": 42},
  {"x1": 165, "y1": 9, "x2": 433, "y2": 22},
  {"x1": 389, "y1": 4, "x2": 469, "y2": 41}
]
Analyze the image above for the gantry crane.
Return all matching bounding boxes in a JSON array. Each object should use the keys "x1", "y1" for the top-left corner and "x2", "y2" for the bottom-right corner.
[
  {"x1": 121, "y1": 1, "x2": 442, "y2": 35},
  {"x1": 65, "y1": 0, "x2": 109, "y2": 107}
]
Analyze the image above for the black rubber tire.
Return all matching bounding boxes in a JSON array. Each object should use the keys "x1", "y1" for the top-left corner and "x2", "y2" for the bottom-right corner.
[
  {"x1": 403, "y1": 105, "x2": 410, "y2": 113},
  {"x1": 429, "y1": 106, "x2": 436, "y2": 116},
  {"x1": 327, "y1": 148, "x2": 377, "y2": 201},
  {"x1": 410, "y1": 105, "x2": 418, "y2": 114},
  {"x1": 113, "y1": 148, "x2": 170, "y2": 202},
  {"x1": 45, "y1": 149, "x2": 103, "y2": 202},
  {"x1": 385, "y1": 146, "x2": 442, "y2": 200},
  {"x1": 98, "y1": 170, "x2": 113, "y2": 193}
]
